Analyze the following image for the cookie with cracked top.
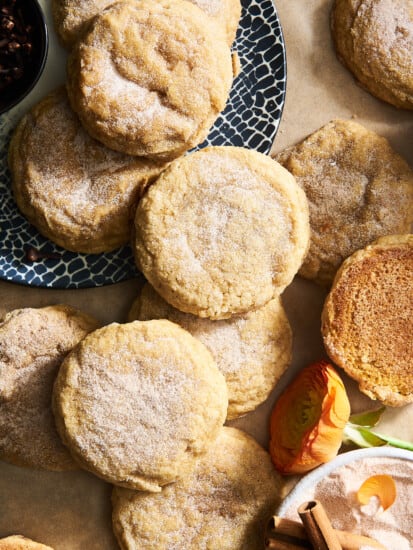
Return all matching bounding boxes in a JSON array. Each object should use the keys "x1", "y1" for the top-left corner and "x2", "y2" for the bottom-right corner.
[
  {"x1": 52, "y1": 320, "x2": 228, "y2": 491},
  {"x1": 276, "y1": 119, "x2": 413, "y2": 285},
  {"x1": 0, "y1": 305, "x2": 99, "y2": 471},
  {"x1": 134, "y1": 146, "x2": 310, "y2": 319},
  {"x1": 66, "y1": 0, "x2": 233, "y2": 160},
  {"x1": 331, "y1": 0, "x2": 413, "y2": 109},
  {"x1": 128, "y1": 282, "x2": 292, "y2": 420},
  {"x1": 112, "y1": 427, "x2": 283, "y2": 550},
  {"x1": 0, "y1": 536, "x2": 54, "y2": 550},
  {"x1": 9, "y1": 87, "x2": 167, "y2": 254},
  {"x1": 52, "y1": 0, "x2": 241, "y2": 49}
]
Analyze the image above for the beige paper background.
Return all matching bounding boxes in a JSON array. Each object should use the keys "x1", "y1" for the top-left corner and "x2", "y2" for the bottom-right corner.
[{"x1": 0, "y1": 0, "x2": 412, "y2": 547}]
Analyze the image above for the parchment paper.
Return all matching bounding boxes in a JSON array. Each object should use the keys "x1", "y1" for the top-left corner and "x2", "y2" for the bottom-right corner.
[{"x1": 1, "y1": 1, "x2": 412, "y2": 547}]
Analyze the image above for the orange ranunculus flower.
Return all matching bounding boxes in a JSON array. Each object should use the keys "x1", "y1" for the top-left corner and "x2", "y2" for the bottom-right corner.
[{"x1": 269, "y1": 360, "x2": 351, "y2": 475}]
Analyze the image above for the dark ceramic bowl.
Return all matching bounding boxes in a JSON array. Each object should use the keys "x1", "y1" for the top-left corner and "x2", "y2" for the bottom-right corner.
[{"x1": 0, "y1": 0, "x2": 48, "y2": 115}]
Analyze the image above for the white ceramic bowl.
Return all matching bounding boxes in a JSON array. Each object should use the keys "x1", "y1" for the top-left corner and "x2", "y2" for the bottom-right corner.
[{"x1": 277, "y1": 446, "x2": 413, "y2": 516}]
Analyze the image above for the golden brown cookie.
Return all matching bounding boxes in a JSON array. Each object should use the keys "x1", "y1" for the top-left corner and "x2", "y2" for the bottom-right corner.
[
  {"x1": 53, "y1": 320, "x2": 228, "y2": 491},
  {"x1": 0, "y1": 536, "x2": 54, "y2": 550},
  {"x1": 66, "y1": 0, "x2": 233, "y2": 160},
  {"x1": 331, "y1": 0, "x2": 413, "y2": 109},
  {"x1": 52, "y1": 0, "x2": 241, "y2": 49},
  {"x1": 322, "y1": 234, "x2": 413, "y2": 406},
  {"x1": 0, "y1": 305, "x2": 99, "y2": 471},
  {"x1": 112, "y1": 427, "x2": 283, "y2": 550},
  {"x1": 128, "y1": 282, "x2": 292, "y2": 420},
  {"x1": 134, "y1": 146, "x2": 310, "y2": 320},
  {"x1": 8, "y1": 88, "x2": 166, "y2": 254},
  {"x1": 191, "y1": 0, "x2": 241, "y2": 45},
  {"x1": 276, "y1": 119, "x2": 413, "y2": 286}
]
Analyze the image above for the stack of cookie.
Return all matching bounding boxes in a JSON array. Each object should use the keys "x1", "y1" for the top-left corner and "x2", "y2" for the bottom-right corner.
[
  {"x1": 8, "y1": 0, "x2": 240, "y2": 254},
  {"x1": 3, "y1": 2, "x2": 317, "y2": 548},
  {"x1": 0, "y1": 303, "x2": 287, "y2": 548},
  {"x1": 4, "y1": 135, "x2": 312, "y2": 550},
  {"x1": 129, "y1": 144, "x2": 310, "y2": 418}
]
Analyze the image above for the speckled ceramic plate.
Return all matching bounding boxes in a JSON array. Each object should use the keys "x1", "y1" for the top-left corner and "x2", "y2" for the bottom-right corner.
[{"x1": 0, "y1": 0, "x2": 286, "y2": 288}]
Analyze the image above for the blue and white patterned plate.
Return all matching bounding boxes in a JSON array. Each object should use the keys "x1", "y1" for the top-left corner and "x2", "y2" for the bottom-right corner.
[{"x1": 0, "y1": 0, "x2": 286, "y2": 288}]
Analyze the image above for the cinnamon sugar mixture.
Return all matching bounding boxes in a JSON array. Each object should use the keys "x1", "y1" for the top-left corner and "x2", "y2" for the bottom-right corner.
[
  {"x1": 285, "y1": 457, "x2": 413, "y2": 549},
  {"x1": 73, "y1": 344, "x2": 195, "y2": 467},
  {"x1": 358, "y1": 0, "x2": 413, "y2": 61},
  {"x1": 163, "y1": 153, "x2": 293, "y2": 282}
]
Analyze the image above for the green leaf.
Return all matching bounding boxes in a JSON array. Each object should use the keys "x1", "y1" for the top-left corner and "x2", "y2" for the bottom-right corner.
[
  {"x1": 343, "y1": 423, "x2": 413, "y2": 452},
  {"x1": 348, "y1": 406, "x2": 386, "y2": 428},
  {"x1": 343, "y1": 424, "x2": 387, "y2": 448},
  {"x1": 368, "y1": 431, "x2": 413, "y2": 452}
]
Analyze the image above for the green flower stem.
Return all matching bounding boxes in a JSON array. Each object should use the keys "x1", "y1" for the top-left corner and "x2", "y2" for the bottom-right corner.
[{"x1": 343, "y1": 423, "x2": 413, "y2": 452}]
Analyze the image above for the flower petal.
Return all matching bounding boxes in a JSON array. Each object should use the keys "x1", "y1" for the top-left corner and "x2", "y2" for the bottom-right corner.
[
  {"x1": 357, "y1": 475, "x2": 396, "y2": 511},
  {"x1": 269, "y1": 360, "x2": 350, "y2": 474}
]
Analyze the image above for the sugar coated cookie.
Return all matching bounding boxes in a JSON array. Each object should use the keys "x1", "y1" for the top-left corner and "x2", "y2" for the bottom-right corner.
[
  {"x1": 134, "y1": 146, "x2": 309, "y2": 319},
  {"x1": 66, "y1": 0, "x2": 233, "y2": 159},
  {"x1": 129, "y1": 283, "x2": 292, "y2": 420},
  {"x1": 331, "y1": 0, "x2": 413, "y2": 109},
  {"x1": 9, "y1": 88, "x2": 166, "y2": 254},
  {"x1": 0, "y1": 536, "x2": 54, "y2": 550},
  {"x1": 0, "y1": 305, "x2": 99, "y2": 471},
  {"x1": 191, "y1": 0, "x2": 241, "y2": 45},
  {"x1": 112, "y1": 427, "x2": 283, "y2": 550},
  {"x1": 52, "y1": 0, "x2": 241, "y2": 49},
  {"x1": 322, "y1": 235, "x2": 413, "y2": 406},
  {"x1": 276, "y1": 119, "x2": 413, "y2": 285},
  {"x1": 53, "y1": 320, "x2": 228, "y2": 491}
]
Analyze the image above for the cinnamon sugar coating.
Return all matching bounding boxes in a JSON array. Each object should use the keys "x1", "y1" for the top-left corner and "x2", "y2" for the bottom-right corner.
[
  {"x1": 276, "y1": 119, "x2": 413, "y2": 286},
  {"x1": 128, "y1": 283, "x2": 292, "y2": 420},
  {"x1": 191, "y1": 0, "x2": 241, "y2": 45},
  {"x1": 66, "y1": 0, "x2": 233, "y2": 160},
  {"x1": 331, "y1": 0, "x2": 413, "y2": 109},
  {"x1": 0, "y1": 536, "x2": 54, "y2": 550},
  {"x1": 134, "y1": 146, "x2": 310, "y2": 320},
  {"x1": 112, "y1": 427, "x2": 283, "y2": 550},
  {"x1": 9, "y1": 88, "x2": 166, "y2": 254},
  {"x1": 0, "y1": 305, "x2": 99, "y2": 471},
  {"x1": 52, "y1": 320, "x2": 228, "y2": 491},
  {"x1": 322, "y1": 235, "x2": 413, "y2": 406},
  {"x1": 52, "y1": 0, "x2": 241, "y2": 49}
]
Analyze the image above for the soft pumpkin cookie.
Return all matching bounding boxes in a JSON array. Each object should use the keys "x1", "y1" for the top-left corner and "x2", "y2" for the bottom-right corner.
[
  {"x1": 52, "y1": 0, "x2": 241, "y2": 49},
  {"x1": 0, "y1": 536, "x2": 54, "y2": 550},
  {"x1": 0, "y1": 305, "x2": 99, "y2": 471},
  {"x1": 66, "y1": 0, "x2": 233, "y2": 159},
  {"x1": 112, "y1": 427, "x2": 283, "y2": 550},
  {"x1": 331, "y1": 0, "x2": 413, "y2": 109},
  {"x1": 53, "y1": 320, "x2": 228, "y2": 491},
  {"x1": 129, "y1": 282, "x2": 292, "y2": 420},
  {"x1": 322, "y1": 234, "x2": 413, "y2": 406},
  {"x1": 9, "y1": 88, "x2": 166, "y2": 253},
  {"x1": 276, "y1": 119, "x2": 413, "y2": 285},
  {"x1": 134, "y1": 146, "x2": 310, "y2": 319}
]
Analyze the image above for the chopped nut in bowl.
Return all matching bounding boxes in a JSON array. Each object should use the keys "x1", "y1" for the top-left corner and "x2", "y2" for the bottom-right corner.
[{"x1": 0, "y1": 0, "x2": 48, "y2": 115}]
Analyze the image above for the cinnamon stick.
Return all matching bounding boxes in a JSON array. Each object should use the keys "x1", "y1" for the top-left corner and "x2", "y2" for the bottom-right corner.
[
  {"x1": 265, "y1": 515, "x2": 386, "y2": 550},
  {"x1": 265, "y1": 515, "x2": 311, "y2": 549},
  {"x1": 298, "y1": 500, "x2": 343, "y2": 550}
]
